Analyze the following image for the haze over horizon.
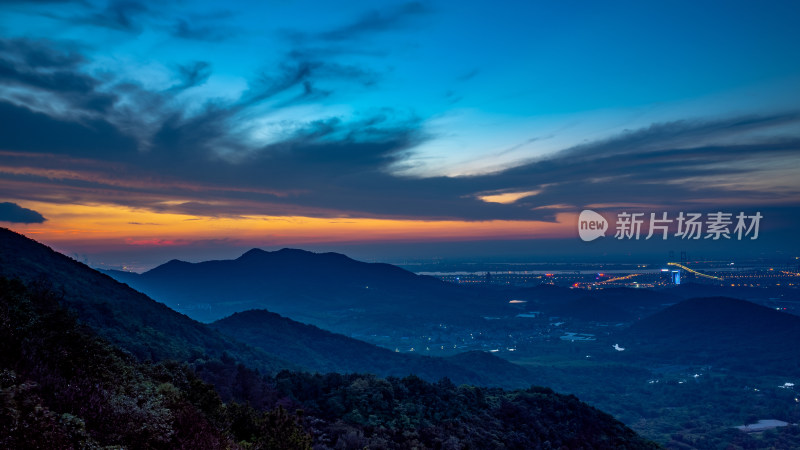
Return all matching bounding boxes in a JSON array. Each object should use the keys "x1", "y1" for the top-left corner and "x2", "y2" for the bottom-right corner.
[{"x1": 1, "y1": 0, "x2": 799, "y2": 269}]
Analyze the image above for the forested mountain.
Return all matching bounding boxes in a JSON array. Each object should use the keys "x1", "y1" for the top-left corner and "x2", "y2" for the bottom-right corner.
[
  {"x1": 102, "y1": 248, "x2": 513, "y2": 327},
  {"x1": 102, "y1": 249, "x2": 685, "y2": 341},
  {"x1": 0, "y1": 228, "x2": 540, "y2": 388},
  {"x1": 0, "y1": 228, "x2": 291, "y2": 374},
  {"x1": 0, "y1": 228, "x2": 659, "y2": 448},
  {"x1": 212, "y1": 309, "x2": 534, "y2": 388},
  {"x1": 620, "y1": 296, "x2": 800, "y2": 373}
]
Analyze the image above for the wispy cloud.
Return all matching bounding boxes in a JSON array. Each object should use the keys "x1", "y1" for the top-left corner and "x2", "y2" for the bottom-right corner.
[
  {"x1": 0, "y1": 12, "x2": 798, "y2": 228},
  {"x1": 70, "y1": 0, "x2": 150, "y2": 33},
  {"x1": 284, "y1": 2, "x2": 428, "y2": 44}
]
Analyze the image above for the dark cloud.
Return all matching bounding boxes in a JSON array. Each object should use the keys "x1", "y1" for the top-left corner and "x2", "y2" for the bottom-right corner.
[
  {"x1": 284, "y1": 2, "x2": 427, "y2": 44},
  {"x1": 0, "y1": 37, "x2": 798, "y2": 226},
  {"x1": 16, "y1": 110, "x2": 800, "y2": 221},
  {"x1": 172, "y1": 61, "x2": 212, "y2": 90},
  {"x1": 76, "y1": 0, "x2": 150, "y2": 32},
  {"x1": 0, "y1": 38, "x2": 117, "y2": 112},
  {"x1": 0, "y1": 38, "x2": 84, "y2": 67},
  {"x1": 266, "y1": 4, "x2": 424, "y2": 109},
  {"x1": 265, "y1": 114, "x2": 800, "y2": 221},
  {"x1": 0, "y1": 0, "x2": 84, "y2": 3},
  {"x1": 34, "y1": 0, "x2": 236, "y2": 42},
  {"x1": 243, "y1": 59, "x2": 379, "y2": 109},
  {"x1": 0, "y1": 57, "x2": 93, "y2": 92},
  {"x1": 0, "y1": 202, "x2": 46, "y2": 224},
  {"x1": 172, "y1": 18, "x2": 237, "y2": 42},
  {"x1": 0, "y1": 101, "x2": 138, "y2": 155},
  {"x1": 319, "y1": 2, "x2": 427, "y2": 42}
]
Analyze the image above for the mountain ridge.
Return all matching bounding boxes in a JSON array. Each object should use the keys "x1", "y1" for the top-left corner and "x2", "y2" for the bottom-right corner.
[
  {"x1": 100, "y1": 246, "x2": 510, "y2": 330},
  {"x1": 0, "y1": 229, "x2": 541, "y2": 389},
  {"x1": 211, "y1": 308, "x2": 535, "y2": 389},
  {"x1": 620, "y1": 296, "x2": 800, "y2": 373},
  {"x1": 0, "y1": 227, "x2": 293, "y2": 374}
]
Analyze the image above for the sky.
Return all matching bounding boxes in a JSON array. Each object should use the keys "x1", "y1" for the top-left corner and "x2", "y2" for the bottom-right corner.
[{"x1": 1, "y1": 0, "x2": 799, "y2": 270}]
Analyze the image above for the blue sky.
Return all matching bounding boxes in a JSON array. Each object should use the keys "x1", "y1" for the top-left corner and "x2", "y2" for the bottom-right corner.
[{"x1": 1, "y1": 0, "x2": 799, "y2": 266}]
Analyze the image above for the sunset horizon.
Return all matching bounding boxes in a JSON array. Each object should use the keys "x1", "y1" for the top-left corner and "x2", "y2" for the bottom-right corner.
[{"x1": 2, "y1": 1, "x2": 799, "y2": 267}]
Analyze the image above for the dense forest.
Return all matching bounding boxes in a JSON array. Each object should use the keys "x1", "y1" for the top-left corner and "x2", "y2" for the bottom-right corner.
[
  {"x1": 0, "y1": 277, "x2": 657, "y2": 448},
  {"x1": 0, "y1": 228, "x2": 659, "y2": 448},
  {"x1": 211, "y1": 309, "x2": 535, "y2": 388},
  {"x1": 5, "y1": 228, "x2": 798, "y2": 448}
]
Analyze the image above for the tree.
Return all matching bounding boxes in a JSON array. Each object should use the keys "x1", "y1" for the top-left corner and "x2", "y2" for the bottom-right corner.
[{"x1": 257, "y1": 406, "x2": 312, "y2": 450}]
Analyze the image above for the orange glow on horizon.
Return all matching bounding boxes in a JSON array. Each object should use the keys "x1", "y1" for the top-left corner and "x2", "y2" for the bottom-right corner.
[{"x1": 6, "y1": 200, "x2": 579, "y2": 250}]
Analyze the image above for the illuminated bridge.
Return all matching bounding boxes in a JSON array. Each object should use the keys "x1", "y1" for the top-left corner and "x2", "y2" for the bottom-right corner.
[{"x1": 667, "y1": 262, "x2": 723, "y2": 281}]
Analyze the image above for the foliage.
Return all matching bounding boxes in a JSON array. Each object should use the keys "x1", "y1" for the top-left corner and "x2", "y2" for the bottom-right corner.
[
  {"x1": 0, "y1": 277, "x2": 308, "y2": 449},
  {"x1": 0, "y1": 229, "x2": 659, "y2": 448},
  {"x1": 212, "y1": 309, "x2": 533, "y2": 389},
  {"x1": 0, "y1": 277, "x2": 656, "y2": 449}
]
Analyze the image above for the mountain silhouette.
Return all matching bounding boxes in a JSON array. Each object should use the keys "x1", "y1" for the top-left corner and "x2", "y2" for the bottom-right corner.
[
  {"x1": 620, "y1": 296, "x2": 800, "y2": 373},
  {"x1": 0, "y1": 228, "x2": 291, "y2": 373},
  {"x1": 103, "y1": 248, "x2": 514, "y2": 334},
  {"x1": 212, "y1": 309, "x2": 535, "y2": 388},
  {"x1": 0, "y1": 228, "x2": 536, "y2": 388}
]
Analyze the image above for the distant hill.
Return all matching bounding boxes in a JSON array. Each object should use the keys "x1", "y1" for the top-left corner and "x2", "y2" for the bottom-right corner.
[
  {"x1": 0, "y1": 275, "x2": 658, "y2": 449},
  {"x1": 104, "y1": 252, "x2": 685, "y2": 336},
  {"x1": 662, "y1": 283, "x2": 800, "y2": 317},
  {"x1": 620, "y1": 296, "x2": 800, "y2": 373},
  {"x1": 663, "y1": 283, "x2": 788, "y2": 301},
  {"x1": 102, "y1": 248, "x2": 514, "y2": 332},
  {"x1": 0, "y1": 228, "x2": 537, "y2": 389},
  {"x1": 0, "y1": 229, "x2": 658, "y2": 448},
  {"x1": 212, "y1": 309, "x2": 534, "y2": 388},
  {"x1": 0, "y1": 228, "x2": 292, "y2": 374}
]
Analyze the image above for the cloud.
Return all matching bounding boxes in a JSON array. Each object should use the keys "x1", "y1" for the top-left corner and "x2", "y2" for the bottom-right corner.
[
  {"x1": 0, "y1": 37, "x2": 798, "y2": 226},
  {"x1": 319, "y1": 2, "x2": 427, "y2": 41},
  {"x1": 0, "y1": 38, "x2": 116, "y2": 113},
  {"x1": 172, "y1": 13, "x2": 238, "y2": 42},
  {"x1": 171, "y1": 61, "x2": 212, "y2": 90},
  {"x1": 33, "y1": 0, "x2": 237, "y2": 42},
  {"x1": 0, "y1": 0, "x2": 84, "y2": 3},
  {"x1": 0, "y1": 38, "x2": 83, "y2": 68},
  {"x1": 0, "y1": 101, "x2": 138, "y2": 156},
  {"x1": 74, "y1": 0, "x2": 150, "y2": 33},
  {"x1": 285, "y1": 2, "x2": 428, "y2": 44},
  {"x1": 173, "y1": 20, "x2": 230, "y2": 41},
  {"x1": 0, "y1": 202, "x2": 46, "y2": 223},
  {"x1": 242, "y1": 59, "x2": 379, "y2": 110}
]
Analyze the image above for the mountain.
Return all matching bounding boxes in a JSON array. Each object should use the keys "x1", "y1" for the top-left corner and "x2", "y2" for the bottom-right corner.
[
  {"x1": 0, "y1": 275, "x2": 659, "y2": 449},
  {"x1": 0, "y1": 229, "x2": 658, "y2": 448},
  {"x1": 620, "y1": 296, "x2": 800, "y2": 373},
  {"x1": 102, "y1": 248, "x2": 514, "y2": 331},
  {"x1": 0, "y1": 276, "x2": 245, "y2": 448},
  {"x1": 103, "y1": 250, "x2": 683, "y2": 337},
  {"x1": 664, "y1": 283, "x2": 791, "y2": 301},
  {"x1": 0, "y1": 228, "x2": 291, "y2": 374},
  {"x1": 662, "y1": 282, "x2": 800, "y2": 316},
  {"x1": 212, "y1": 309, "x2": 534, "y2": 388},
  {"x1": 0, "y1": 228, "x2": 542, "y2": 389}
]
